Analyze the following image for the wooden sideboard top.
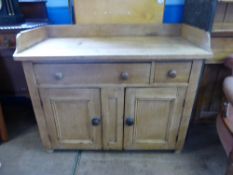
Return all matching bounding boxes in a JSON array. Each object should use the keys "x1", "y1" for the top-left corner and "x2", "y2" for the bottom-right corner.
[{"x1": 14, "y1": 24, "x2": 213, "y2": 61}]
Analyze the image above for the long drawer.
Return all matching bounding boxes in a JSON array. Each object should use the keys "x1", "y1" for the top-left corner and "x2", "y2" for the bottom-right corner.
[{"x1": 34, "y1": 63, "x2": 151, "y2": 85}]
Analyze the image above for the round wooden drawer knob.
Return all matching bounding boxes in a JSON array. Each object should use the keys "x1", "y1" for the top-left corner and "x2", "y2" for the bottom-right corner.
[
  {"x1": 167, "y1": 70, "x2": 177, "y2": 79},
  {"x1": 54, "y1": 72, "x2": 64, "y2": 80},
  {"x1": 120, "y1": 72, "x2": 129, "y2": 80}
]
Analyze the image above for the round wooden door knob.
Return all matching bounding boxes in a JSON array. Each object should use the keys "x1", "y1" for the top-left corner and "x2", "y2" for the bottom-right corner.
[
  {"x1": 126, "y1": 117, "x2": 134, "y2": 126},
  {"x1": 92, "y1": 118, "x2": 101, "y2": 126}
]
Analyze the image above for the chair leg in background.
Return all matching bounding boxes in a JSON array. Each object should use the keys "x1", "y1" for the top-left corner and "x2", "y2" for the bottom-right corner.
[{"x1": 0, "y1": 104, "x2": 8, "y2": 142}]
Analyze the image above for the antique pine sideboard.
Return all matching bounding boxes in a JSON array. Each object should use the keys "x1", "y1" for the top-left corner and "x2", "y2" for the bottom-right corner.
[{"x1": 13, "y1": 24, "x2": 212, "y2": 151}]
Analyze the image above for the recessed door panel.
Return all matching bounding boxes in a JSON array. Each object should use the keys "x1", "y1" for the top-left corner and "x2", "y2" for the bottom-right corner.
[
  {"x1": 39, "y1": 88, "x2": 101, "y2": 149},
  {"x1": 102, "y1": 87, "x2": 124, "y2": 150},
  {"x1": 124, "y1": 87, "x2": 186, "y2": 150}
]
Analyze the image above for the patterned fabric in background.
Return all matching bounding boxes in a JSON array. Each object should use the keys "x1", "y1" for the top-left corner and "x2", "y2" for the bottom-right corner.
[{"x1": 46, "y1": 0, "x2": 186, "y2": 24}]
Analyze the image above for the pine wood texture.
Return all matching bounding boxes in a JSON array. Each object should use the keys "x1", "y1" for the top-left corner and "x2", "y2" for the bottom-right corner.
[
  {"x1": 21, "y1": 61, "x2": 204, "y2": 151},
  {"x1": 176, "y1": 60, "x2": 203, "y2": 151},
  {"x1": 213, "y1": 1, "x2": 233, "y2": 32},
  {"x1": 124, "y1": 87, "x2": 186, "y2": 150},
  {"x1": 46, "y1": 24, "x2": 181, "y2": 38},
  {"x1": 210, "y1": 37, "x2": 233, "y2": 63},
  {"x1": 153, "y1": 61, "x2": 192, "y2": 84},
  {"x1": 102, "y1": 87, "x2": 124, "y2": 150},
  {"x1": 15, "y1": 27, "x2": 47, "y2": 53},
  {"x1": 22, "y1": 63, "x2": 52, "y2": 149},
  {"x1": 13, "y1": 24, "x2": 212, "y2": 61},
  {"x1": 14, "y1": 25, "x2": 210, "y2": 151},
  {"x1": 14, "y1": 36, "x2": 211, "y2": 61},
  {"x1": 182, "y1": 24, "x2": 212, "y2": 51},
  {"x1": 74, "y1": 0, "x2": 165, "y2": 24},
  {"x1": 210, "y1": 1, "x2": 233, "y2": 65},
  {"x1": 39, "y1": 88, "x2": 102, "y2": 149},
  {"x1": 33, "y1": 63, "x2": 151, "y2": 85}
]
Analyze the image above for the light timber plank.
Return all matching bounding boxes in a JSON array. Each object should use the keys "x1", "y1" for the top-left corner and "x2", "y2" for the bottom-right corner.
[
  {"x1": 22, "y1": 62, "x2": 52, "y2": 149},
  {"x1": 176, "y1": 60, "x2": 203, "y2": 151},
  {"x1": 74, "y1": 0, "x2": 165, "y2": 24}
]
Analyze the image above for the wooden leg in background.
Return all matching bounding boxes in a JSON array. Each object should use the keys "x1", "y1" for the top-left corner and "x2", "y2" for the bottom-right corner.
[
  {"x1": 0, "y1": 104, "x2": 8, "y2": 142},
  {"x1": 46, "y1": 149, "x2": 54, "y2": 153},
  {"x1": 226, "y1": 151, "x2": 233, "y2": 175}
]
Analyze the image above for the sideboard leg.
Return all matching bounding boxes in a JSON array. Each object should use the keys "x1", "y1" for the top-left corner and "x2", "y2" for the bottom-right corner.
[
  {"x1": 46, "y1": 149, "x2": 54, "y2": 153},
  {"x1": 175, "y1": 61, "x2": 203, "y2": 152},
  {"x1": 175, "y1": 150, "x2": 182, "y2": 154}
]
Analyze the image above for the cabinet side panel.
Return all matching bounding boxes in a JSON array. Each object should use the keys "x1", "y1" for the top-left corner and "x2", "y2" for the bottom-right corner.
[
  {"x1": 176, "y1": 60, "x2": 203, "y2": 151},
  {"x1": 22, "y1": 62, "x2": 51, "y2": 149}
]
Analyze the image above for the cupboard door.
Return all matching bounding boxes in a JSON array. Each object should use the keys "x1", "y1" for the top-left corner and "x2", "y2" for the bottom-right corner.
[
  {"x1": 39, "y1": 88, "x2": 101, "y2": 149},
  {"x1": 124, "y1": 88, "x2": 186, "y2": 150},
  {"x1": 102, "y1": 87, "x2": 124, "y2": 150}
]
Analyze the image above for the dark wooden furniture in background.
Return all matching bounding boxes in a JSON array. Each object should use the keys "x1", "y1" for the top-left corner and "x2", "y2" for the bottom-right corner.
[
  {"x1": 0, "y1": 28, "x2": 27, "y2": 96},
  {"x1": 193, "y1": 0, "x2": 233, "y2": 122},
  {"x1": 216, "y1": 56, "x2": 233, "y2": 175},
  {"x1": 0, "y1": 0, "x2": 24, "y2": 25},
  {"x1": 0, "y1": 23, "x2": 47, "y2": 96},
  {"x1": 193, "y1": 64, "x2": 231, "y2": 121},
  {"x1": 0, "y1": 1, "x2": 48, "y2": 141},
  {"x1": 213, "y1": 0, "x2": 233, "y2": 31},
  {"x1": 0, "y1": 103, "x2": 8, "y2": 142},
  {"x1": 0, "y1": 23, "x2": 47, "y2": 142},
  {"x1": 0, "y1": 0, "x2": 48, "y2": 96},
  {"x1": 19, "y1": 0, "x2": 48, "y2": 22}
]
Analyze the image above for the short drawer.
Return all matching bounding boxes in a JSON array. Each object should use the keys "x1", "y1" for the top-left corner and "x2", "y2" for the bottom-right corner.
[
  {"x1": 34, "y1": 63, "x2": 151, "y2": 85},
  {"x1": 153, "y1": 61, "x2": 192, "y2": 84}
]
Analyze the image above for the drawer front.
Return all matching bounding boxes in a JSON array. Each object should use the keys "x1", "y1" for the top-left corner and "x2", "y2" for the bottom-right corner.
[
  {"x1": 153, "y1": 62, "x2": 192, "y2": 84},
  {"x1": 34, "y1": 63, "x2": 151, "y2": 85}
]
